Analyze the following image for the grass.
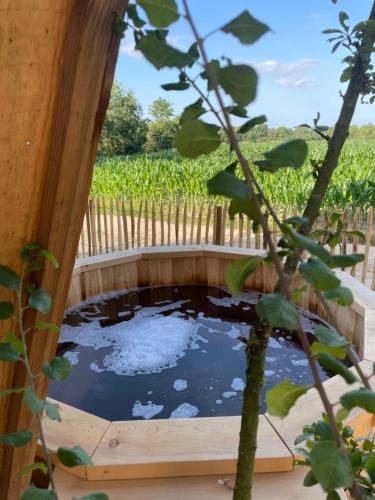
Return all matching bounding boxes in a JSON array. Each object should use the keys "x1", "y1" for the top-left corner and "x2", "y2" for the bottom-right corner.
[{"x1": 92, "y1": 140, "x2": 375, "y2": 210}]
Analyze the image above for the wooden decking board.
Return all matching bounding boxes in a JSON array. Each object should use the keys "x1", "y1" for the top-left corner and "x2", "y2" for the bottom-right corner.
[
  {"x1": 87, "y1": 415, "x2": 293, "y2": 480},
  {"x1": 54, "y1": 467, "x2": 337, "y2": 499}
]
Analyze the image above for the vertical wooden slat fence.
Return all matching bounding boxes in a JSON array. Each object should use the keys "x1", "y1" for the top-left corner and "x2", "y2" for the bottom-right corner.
[{"x1": 78, "y1": 198, "x2": 375, "y2": 289}]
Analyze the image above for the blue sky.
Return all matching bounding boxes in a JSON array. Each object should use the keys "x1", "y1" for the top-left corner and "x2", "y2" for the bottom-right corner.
[{"x1": 115, "y1": 0, "x2": 375, "y2": 127}]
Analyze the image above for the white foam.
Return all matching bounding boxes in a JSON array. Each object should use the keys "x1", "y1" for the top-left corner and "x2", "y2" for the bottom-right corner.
[
  {"x1": 231, "y1": 377, "x2": 245, "y2": 392},
  {"x1": 63, "y1": 351, "x2": 79, "y2": 366},
  {"x1": 266, "y1": 356, "x2": 276, "y2": 363},
  {"x1": 118, "y1": 311, "x2": 131, "y2": 317},
  {"x1": 232, "y1": 343, "x2": 244, "y2": 351},
  {"x1": 268, "y1": 337, "x2": 282, "y2": 349},
  {"x1": 132, "y1": 401, "x2": 164, "y2": 419},
  {"x1": 207, "y1": 295, "x2": 241, "y2": 308},
  {"x1": 291, "y1": 359, "x2": 309, "y2": 367},
  {"x1": 173, "y1": 379, "x2": 188, "y2": 392},
  {"x1": 170, "y1": 403, "x2": 199, "y2": 419},
  {"x1": 265, "y1": 370, "x2": 275, "y2": 377},
  {"x1": 216, "y1": 399, "x2": 223, "y2": 405},
  {"x1": 223, "y1": 391, "x2": 237, "y2": 399}
]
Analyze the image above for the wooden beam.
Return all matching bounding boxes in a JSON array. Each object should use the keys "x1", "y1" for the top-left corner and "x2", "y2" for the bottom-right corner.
[{"x1": 0, "y1": 0, "x2": 127, "y2": 496}]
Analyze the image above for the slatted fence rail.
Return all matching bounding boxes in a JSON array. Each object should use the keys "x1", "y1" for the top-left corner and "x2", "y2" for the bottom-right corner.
[{"x1": 77, "y1": 198, "x2": 375, "y2": 289}]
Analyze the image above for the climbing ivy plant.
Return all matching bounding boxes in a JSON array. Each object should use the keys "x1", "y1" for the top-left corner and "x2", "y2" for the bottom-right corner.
[
  {"x1": 0, "y1": 244, "x2": 107, "y2": 500},
  {"x1": 117, "y1": 1, "x2": 375, "y2": 499}
]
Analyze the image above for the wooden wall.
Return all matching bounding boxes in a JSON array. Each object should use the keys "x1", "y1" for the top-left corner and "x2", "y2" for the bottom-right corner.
[{"x1": 0, "y1": 1, "x2": 127, "y2": 497}]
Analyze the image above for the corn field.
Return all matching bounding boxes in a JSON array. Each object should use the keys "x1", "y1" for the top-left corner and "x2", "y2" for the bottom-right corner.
[{"x1": 92, "y1": 140, "x2": 375, "y2": 210}]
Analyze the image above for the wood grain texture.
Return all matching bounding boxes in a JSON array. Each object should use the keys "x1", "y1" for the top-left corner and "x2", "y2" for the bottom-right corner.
[
  {"x1": 0, "y1": 0, "x2": 127, "y2": 496},
  {"x1": 87, "y1": 415, "x2": 292, "y2": 480},
  {"x1": 54, "y1": 464, "x2": 334, "y2": 499}
]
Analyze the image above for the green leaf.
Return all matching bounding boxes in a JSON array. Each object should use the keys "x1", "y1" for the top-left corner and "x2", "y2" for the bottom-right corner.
[
  {"x1": 309, "y1": 441, "x2": 353, "y2": 492},
  {"x1": 328, "y1": 254, "x2": 364, "y2": 269},
  {"x1": 256, "y1": 293, "x2": 299, "y2": 330},
  {"x1": 137, "y1": 0, "x2": 178, "y2": 28},
  {"x1": 28, "y1": 288, "x2": 51, "y2": 314},
  {"x1": 161, "y1": 81, "x2": 190, "y2": 91},
  {"x1": 340, "y1": 66, "x2": 352, "y2": 82},
  {"x1": 73, "y1": 494, "x2": 109, "y2": 500},
  {"x1": 127, "y1": 4, "x2": 146, "y2": 28},
  {"x1": 0, "y1": 430, "x2": 33, "y2": 447},
  {"x1": 299, "y1": 258, "x2": 340, "y2": 292},
  {"x1": 136, "y1": 31, "x2": 196, "y2": 70},
  {"x1": 341, "y1": 389, "x2": 375, "y2": 413},
  {"x1": 0, "y1": 265, "x2": 20, "y2": 291},
  {"x1": 226, "y1": 105, "x2": 248, "y2": 118},
  {"x1": 303, "y1": 470, "x2": 318, "y2": 487},
  {"x1": 365, "y1": 454, "x2": 375, "y2": 482},
  {"x1": 238, "y1": 115, "x2": 267, "y2": 135},
  {"x1": 284, "y1": 216, "x2": 309, "y2": 227},
  {"x1": 179, "y1": 98, "x2": 206, "y2": 124},
  {"x1": 219, "y1": 64, "x2": 258, "y2": 107},
  {"x1": 228, "y1": 197, "x2": 258, "y2": 221},
  {"x1": 0, "y1": 342, "x2": 20, "y2": 361},
  {"x1": 24, "y1": 387, "x2": 45, "y2": 414},
  {"x1": 316, "y1": 353, "x2": 357, "y2": 384},
  {"x1": 42, "y1": 356, "x2": 72, "y2": 382},
  {"x1": 57, "y1": 445, "x2": 93, "y2": 467},
  {"x1": 311, "y1": 342, "x2": 346, "y2": 360},
  {"x1": 221, "y1": 10, "x2": 270, "y2": 45},
  {"x1": 324, "y1": 286, "x2": 354, "y2": 306},
  {"x1": 313, "y1": 325, "x2": 349, "y2": 347},
  {"x1": 24, "y1": 243, "x2": 41, "y2": 251},
  {"x1": 226, "y1": 257, "x2": 262, "y2": 295},
  {"x1": 283, "y1": 226, "x2": 330, "y2": 263},
  {"x1": 254, "y1": 139, "x2": 308, "y2": 173},
  {"x1": 326, "y1": 491, "x2": 342, "y2": 500},
  {"x1": 18, "y1": 462, "x2": 48, "y2": 476},
  {"x1": 21, "y1": 484, "x2": 57, "y2": 500},
  {"x1": 336, "y1": 407, "x2": 349, "y2": 422},
  {"x1": 35, "y1": 322, "x2": 59, "y2": 333},
  {"x1": 266, "y1": 380, "x2": 309, "y2": 417},
  {"x1": 207, "y1": 167, "x2": 250, "y2": 201},
  {"x1": 5, "y1": 331, "x2": 24, "y2": 354},
  {"x1": 0, "y1": 301, "x2": 15, "y2": 320},
  {"x1": 38, "y1": 249, "x2": 59, "y2": 269},
  {"x1": 44, "y1": 401, "x2": 61, "y2": 422},
  {"x1": 175, "y1": 119, "x2": 221, "y2": 158},
  {"x1": 0, "y1": 387, "x2": 26, "y2": 397}
]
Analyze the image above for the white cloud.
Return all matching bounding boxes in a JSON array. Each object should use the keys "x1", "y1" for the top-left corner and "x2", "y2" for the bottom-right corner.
[{"x1": 249, "y1": 58, "x2": 319, "y2": 88}]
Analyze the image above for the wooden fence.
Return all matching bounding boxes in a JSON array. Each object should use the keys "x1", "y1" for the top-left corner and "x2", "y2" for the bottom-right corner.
[{"x1": 77, "y1": 197, "x2": 375, "y2": 289}]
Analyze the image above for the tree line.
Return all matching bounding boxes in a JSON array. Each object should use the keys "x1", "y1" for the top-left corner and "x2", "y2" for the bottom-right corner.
[{"x1": 99, "y1": 82, "x2": 375, "y2": 157}]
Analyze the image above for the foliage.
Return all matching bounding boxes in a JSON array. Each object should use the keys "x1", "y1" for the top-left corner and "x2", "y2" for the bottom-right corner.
[
  {"x1": 98, "y1": 82, "x2": 148, "y2": 155},
  {"x1": 0, "y1": 245, "x2": 107, "y2": 499},
  {"x1": 92, "y1": 140, "x2": 375, "y2": 209},
  {"x1": 119, "y1": 1, "x2": 375, "y2": 499},
  {"x1": 149, "y1": 97, "x2": 175, "y2": 121}
]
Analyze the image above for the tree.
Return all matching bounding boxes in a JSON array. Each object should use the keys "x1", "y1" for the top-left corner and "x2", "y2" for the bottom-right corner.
[
  {"x1": 98, "y1": 83, "x2": 147, "y2": 155},
  {"x1": 145, "y1": 98, "x2": 177, "y2": 151},
  {"x1": 149, "y1": 97, "x2": 175, "y2": 121}
]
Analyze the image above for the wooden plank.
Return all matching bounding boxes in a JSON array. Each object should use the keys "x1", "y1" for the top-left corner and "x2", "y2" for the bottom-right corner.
[
  {"x1": 167, "y1": 202, "x2": 172, "y2": 246},
  {"x1": 102, "y1": 196, "x2": 109, "y2": 254},
  {"x1": 190, "y1": 202, "x2": 196, "y2": 245},
  {"x1": 175, "y1": 202, "x2": 180, "y2": 246},
  {"x1": 85, "y1": 202, "x2": 92, "y2": 257},
  {"x1": 351, "y1": 207, "x2": 361, "y2": 277},
  {"x1": 341, "y1": 206, "x2": 350, "y2": 255},
  {"x1": 89, "y1": 198, "x2": 97, "y2": 256},
  {"x1": 160, "y1": 202, "x2": 165, "y2": 246},
  {"x1": 130, "y1": 198, "x2": 135, "y2": 248},
  {"x1": 246, "y1": 217, "x2": 251, "y2": 248},
  {"x1": 137, "y1": 200, "x2": 142, "y2": 248},
  {"x1": 221, "y1": 203, "x2": 227, "y2": 245},
  {"x1": 96, "y1": 197, "x2": 103, "y2": 255},
  {"x1": 361, "y1": 207, "x2": 373, "y2": 284},
  {"x1": 116, "y1": 197, "x2": 123, "y2": 251},
  {"x1": 152, "y1": 201, "x2": 156, "y2": 247},
  {"x1": 54, "y1": 467, "x2": 329, "y2": 500},
  {"x1": 182, "y1": 201, "x2": 187, "y2": 245},
  {"x1": 88, "y1": 415, "x2": 292, "y2": 480},
  {"x1": 0, "y1": 1, "x2": 127, "y2": 495},
  {"x1": 205, "y1": 203, "x2": 212, "y2": 244},
  {"x1": 196, "y1": 204, "x2": 203, "y2": 244},
  {"x1": 40, "y1": 398, "x2": 110, "y2": 478},
  {"x1": 238, "y1": 213, "x2": 243, "y2": 248},
  {"x1": 80, "y1": 217, "x2": 86, "y2": 259},
  {"x1": 144, "y1": 199, "x2": 149, "y2": 247},
  {"x1": 121, "y1": 198, "x2": 129, "y2": 250},
  {"x1": 109, "y1": 196, "x2": 115, "y2": 252},
  {"x1": 229, "y1": 218, "x2": 234, "y2": 247}
]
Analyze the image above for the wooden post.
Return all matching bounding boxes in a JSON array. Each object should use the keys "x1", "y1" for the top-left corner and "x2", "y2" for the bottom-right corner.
[
  {"x1": 361, "y1": 208, "x2": 373, "y2": 284},
  {"x1": 214, "y1": 206, "x2": 223, "y2": 246},
  {"x1": 0, "y1": 1, "x2": 127, "y2": 496}
]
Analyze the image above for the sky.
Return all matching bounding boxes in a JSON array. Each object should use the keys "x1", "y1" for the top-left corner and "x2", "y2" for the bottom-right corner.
[{"x1": 114, "y1": 0, "x2": 375, "y2": 127}]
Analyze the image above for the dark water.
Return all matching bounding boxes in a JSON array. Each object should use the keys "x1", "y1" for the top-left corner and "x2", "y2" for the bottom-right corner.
[{"x1": 49, "y1": 285, "x2": 332, "y2": 421}]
